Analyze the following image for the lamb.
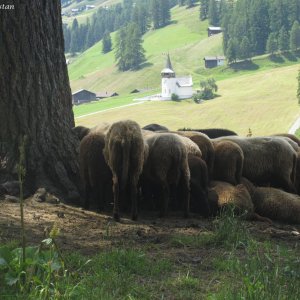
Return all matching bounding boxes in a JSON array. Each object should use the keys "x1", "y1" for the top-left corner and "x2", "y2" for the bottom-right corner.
[
  {"x1": 214, "y1": 136, "x2": 297, "y2": 193},
  {"x1": 142, "y1": 132, "x2": 190, "y2": 218},
  {"x1": 212, "y1": 140, "x2": 244, "y2": 185},
  {"x1": 79, "y1": 132, "x2": 112, "y2": 210},
  {"x1": 178, "y1": 128, "x2": 238, "y2": 138},
  {"x1": 103, "y1": 120, "x2": 147, "y2": 221},
  {"x1": 209, "y1": 181, "x2": 254, "y2": 217},
  {"x1": 252, "y1": 187, "x2": 300, "y2": 224}
]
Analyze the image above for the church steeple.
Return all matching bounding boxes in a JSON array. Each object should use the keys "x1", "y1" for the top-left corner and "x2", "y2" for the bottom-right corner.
[
  {"x1": 161, "y1": 53, "x2": 175, "y2": 78},
  {"x1": 165, "y1": 53, "x2": 174, "y2": 71}
]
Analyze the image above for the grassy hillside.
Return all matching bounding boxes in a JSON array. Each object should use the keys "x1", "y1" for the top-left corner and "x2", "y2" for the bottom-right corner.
[
  {"x1": 68, "y1": 5, "x2": 223, "y2": 94},
  {"x1": 75, "y1": 64, "x2": 300, "y2": 135},
  {"x1": 62, "y1": 0, "x2": 121, "y2": 25},
  {"x1": 68, "y1": 3, "x2": 300, "y2": 97}
]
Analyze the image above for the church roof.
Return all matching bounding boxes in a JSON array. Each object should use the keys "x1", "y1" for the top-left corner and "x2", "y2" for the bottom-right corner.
[
  {"x1": 165, "y1": 53, "x2": 174, "y2": 71},
  {"x1": 176, "y1": 76, "x2": 193, "y2": 87},
  {"x1": 161, "y1": 68, "x2": 175, "y2": 74}
]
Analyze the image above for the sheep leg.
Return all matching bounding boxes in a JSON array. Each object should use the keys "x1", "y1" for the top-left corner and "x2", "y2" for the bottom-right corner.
[
  {"x1": 181, "y1": 175, "x2": 190, "y2": 218},
  {"x1": 159, "y1": 181, "x2": 169, "y2": 218},
  {"x1": 84, "y1": 183, "x2": 91, "y2": 210},
  {"x1": 112, "y1": 175, "x2": 120, "y2": 222},
  {"x1": 130, "y1": 181, "x2": 138, "y2": 221}
]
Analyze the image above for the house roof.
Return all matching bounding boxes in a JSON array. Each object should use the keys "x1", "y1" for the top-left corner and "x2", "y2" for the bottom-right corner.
[
  {"x1": 96, "y1": 91, "x2": 119, "y2": 98},
  {"x1": 204, "y1": 56, "x2": 225, "y2": 61},
  {"x1": 208, "y1": 26, "x2": 222, "y2": 31},
  {"x1": 72, "y1": 89, "x2": 96, "y2": 96},
  {"x1": 176, "y1": 76, "x2": 193, "y2": 87}
]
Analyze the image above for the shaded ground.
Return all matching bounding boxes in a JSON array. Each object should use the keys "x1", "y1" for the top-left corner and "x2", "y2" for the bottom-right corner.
[{"x1": 1, "y1": 197, "x2": 299, "y2": 256}]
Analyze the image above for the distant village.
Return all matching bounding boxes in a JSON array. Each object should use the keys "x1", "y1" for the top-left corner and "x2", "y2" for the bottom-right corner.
[{"x1": 72, "y1": 26, "x2": 225, "y2": 105}]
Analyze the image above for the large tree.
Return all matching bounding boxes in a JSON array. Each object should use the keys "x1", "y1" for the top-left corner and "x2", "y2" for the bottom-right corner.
[{"x1": 0, "y1": 1, "x2": 80, "y2": 200}]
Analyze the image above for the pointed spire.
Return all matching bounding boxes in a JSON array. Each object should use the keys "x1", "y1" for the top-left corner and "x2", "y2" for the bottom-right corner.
[{"x1": 165, "y1": 53, "x2": 174, "y2": 71}]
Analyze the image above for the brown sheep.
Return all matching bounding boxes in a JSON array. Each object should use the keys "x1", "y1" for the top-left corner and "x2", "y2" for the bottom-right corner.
[
  {"x1": 252, "y1": 187, "x2": 300, "y2": 224},
  {"x1": 273, "y1": 133, "x2": 300, "y2": 147},
  {"x1": 72, "y1": 126, "x2": 90, "y2": 141},
  {"x1": 142, "y1": 132, "x2": 190, "y2": 218},
  {"x1": 104, "y1": 120, "x2": 147, "y2": 221},
  {"x1": 172, "y1": 131, "x2": 215, "y2": 180},
  {"x1": 212, "y1": 140, "x2": 244, "y2": 185},
  {"x1": 142, "y1": 123, "x2": 169, "y2": 131},
  {"x1": 214, "y1": 136, "x2": 297, "y2": 193},
  {"x1": 210, "y1": 181, "x2": 254, "y2": 217},
  {"x1": 79, "y1": 132, "x2": 112, "y2": 210}
]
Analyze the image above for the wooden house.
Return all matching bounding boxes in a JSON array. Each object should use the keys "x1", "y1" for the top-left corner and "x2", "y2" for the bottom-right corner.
[
  {"x1": 208, "y1": 26, "x2": 222, "y2": 37},
  {"x1": 203, "y1": 56, "x2": 226, "y2": 68},
  {"x1": 72, "y1": 89, "x2": 96, "y2": 105}
]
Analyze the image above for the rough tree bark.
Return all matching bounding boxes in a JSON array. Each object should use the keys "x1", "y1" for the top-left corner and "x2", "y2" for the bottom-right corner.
[{"x1": 0, "y1": 1, "x2": 80, "y2": 201}]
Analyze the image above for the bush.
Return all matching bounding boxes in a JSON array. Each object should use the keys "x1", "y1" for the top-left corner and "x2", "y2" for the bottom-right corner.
[
  {"x1": 192, "y1": 92, "x2": 203, "y2": 103},
  {"x1": 171, "y1": 93, "x2": 179, "y2": 101}
]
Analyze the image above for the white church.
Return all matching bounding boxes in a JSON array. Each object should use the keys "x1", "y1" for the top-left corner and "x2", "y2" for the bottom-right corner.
[
  {"x1": 160, "y1": 54, "x2": 193, "y2": 100},
  {"x1": 135, "y1": 54, "x2": 193, "y2": 101}
]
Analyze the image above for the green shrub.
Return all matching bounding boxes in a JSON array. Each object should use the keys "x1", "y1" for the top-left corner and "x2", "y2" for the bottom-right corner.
[{"x1": 171, "y1": 93, "x2": 179, "y2": 101}]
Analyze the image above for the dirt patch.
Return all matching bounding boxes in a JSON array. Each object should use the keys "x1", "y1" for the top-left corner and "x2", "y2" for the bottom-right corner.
[{"x1": 0, "y1": 197, "x2": 299, "y2": 256}]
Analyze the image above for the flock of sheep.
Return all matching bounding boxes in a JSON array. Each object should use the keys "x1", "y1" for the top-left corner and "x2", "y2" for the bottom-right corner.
[{"x1": 73, "y1": 120, "x2": 300, "y2": 224}]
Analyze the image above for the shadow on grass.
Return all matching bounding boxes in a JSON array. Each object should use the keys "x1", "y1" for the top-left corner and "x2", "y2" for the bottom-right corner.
[
  {"x1": 137, "y1": 62, "x2": 153, "y2": 69},
  {"x1": 229, "y1": 60, "x2": 259, "y2": 71},
  {"x1": 282, "y1": 52, "x2": 297, "y2": 62},
  {"x1": 269, "y1": 54, "x2": 284, "y2": 63}
]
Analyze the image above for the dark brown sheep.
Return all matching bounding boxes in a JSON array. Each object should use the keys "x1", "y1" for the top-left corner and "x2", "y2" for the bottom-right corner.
[
  {"x1": 79, "y1": 132, "x2": 112, "y2": 210},
  {"x1": 212, "y1": 140, "x2": 244, "y2": 185},
  {"x1": 178, "y1": 128, "x2": 238, "y2": 138},
  {"x1": 174, "y1": 131, "x2": 215, "y2": 180},
  {"x1": 142, "y1": 123, "x2": 169, "y2": 131},
  {"x1": 142, "y1": 132, "x2": 190, "y2": 218},
  {"x1": 273, "y1": 133, "x2": 300, "y2": 147},
  {"x1": 72, "y1": 126, "x2": 90, "y2": 141},
  {"x1": 188, "y1": 154, "x2": 210, "y2": 217},
  {"x1": 104, "y1": 120, "x2": 146, "y2": 221},
  {"x1": 214, "y1": 136, "x2": 297, "y2": 193},
  {"x1": 252, "y1": 187, "x2": 300, "y2": 224}
]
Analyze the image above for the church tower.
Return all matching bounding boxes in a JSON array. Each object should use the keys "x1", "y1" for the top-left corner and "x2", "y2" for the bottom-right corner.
[{"x1": 161, "y1": 53, "x2": 176, "y2": 99}]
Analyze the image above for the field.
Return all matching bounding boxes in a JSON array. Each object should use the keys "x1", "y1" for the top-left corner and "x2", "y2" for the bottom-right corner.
[
  {"x1": 75, "y1": 64, "x2": 300, "y2": 135},
  {"x1": 1, "y1": 197, "x2": 300, "y2": 299}
]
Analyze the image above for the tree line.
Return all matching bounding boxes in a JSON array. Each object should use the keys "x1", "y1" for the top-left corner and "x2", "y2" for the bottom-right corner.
[
  {"x1": 63, "y1": 0, "x2": 177, "y2": 55},
  {"x1": 200, "y1": 0, "x2": 300, "y2": 63}
]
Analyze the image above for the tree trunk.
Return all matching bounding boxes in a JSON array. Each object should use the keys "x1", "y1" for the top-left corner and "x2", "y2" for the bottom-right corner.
[{"x1": 0, "y1": 1, "x2": 80, "y2": 201}]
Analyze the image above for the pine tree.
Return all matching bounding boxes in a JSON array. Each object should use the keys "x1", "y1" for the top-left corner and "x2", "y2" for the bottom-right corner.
[
  {"x1": 239, "y1": 36, "x2": 251, "y2": 60},
  {"x1": 208, "y1": 0, "x2": 219, "y2": 26},
  {"x1": 266, "y1": 32, "x2": 278, "y2": 55},
  {"x1": 102, "y1": 31, "x2": 112, "y2": 53},
  {"x1": 186, "y1": 0, "x2": 195, "y2": 8},
  {"x1": 278, "y1": 26, "x2": 290, "y2": 52},
  {"x1": 200, "y1": 0, "x2": 209, "y2": 20},
  {"x1": 70, "y1": 18, "x2": 79, "y2": 54},
  {"x1": 115, "y1": 23, "x2": 146, "y2": 71},
  {"x1": 298, "y1": 69, "x2": 300, "y2": 104},
  {"x1": 290, "y1": 20, "x2": 300, "y2": 52},
  {"x1": 151, "y1": 0, "x2": 161, "y2": 29},
  {"x1": 226, "y1": 38, "x2": 238, "y2": 64}
]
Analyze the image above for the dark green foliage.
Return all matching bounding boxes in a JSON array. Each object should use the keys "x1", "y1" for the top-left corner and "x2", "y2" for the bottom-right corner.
[
  {"x1": 115, "y1": 23, "x2": 146, "y2": 71},
  {"x1": 208, "y1": 0, "x2": 219, "y2": 26},
  {"x1": 266, "y1": 32, "x2": 278, "y2": 54},
  {"x1": 226, "y1": 38, "x2": 238, "y2": 64},
  {"x1": 290, "y1": 21, "x2": 300, "y2": 51},
  {"x1": 239, "y1": 36, "x2": 251, "y2": 60},
  {"x1": 171, "y1": 93, "x2": 179, "y2": 101},
  {"x1": 278, "y1": 26, "x2": 290, "y2": 51},
  {"x1": 298, "y1": 69, "x2": 300, "y2": 104},
  {"x1": 222, "y1": 0, "x2": 300, "y2": 59},
  {"x1": 151, "y1": 0, "x2": 171, "y2": 29},
  {"x1": 102, "y1": 31, "x2": 112, "y2": 53},
  {"x1": 198, "y1": 78, "x2": 218, "y2": 100},
  {"x1": 186, "y1": 0, "x2": 195, "y2": 8},
  {"x1": 200, "y1": 0, "x2": 209, "y2": 20}
]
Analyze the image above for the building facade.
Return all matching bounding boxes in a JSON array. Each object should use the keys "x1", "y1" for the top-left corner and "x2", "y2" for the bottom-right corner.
[{"x1": 161, "y1": 54, "x2": 193, "y2": 100}]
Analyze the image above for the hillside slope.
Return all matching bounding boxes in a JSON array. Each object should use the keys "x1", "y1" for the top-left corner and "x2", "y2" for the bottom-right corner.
[
  {"x1": 75, "y1": 64, "x2": 300, "y2": 136},
  {"x1": 68, "y1": 5, "x2": 223, "y2": 94}
]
